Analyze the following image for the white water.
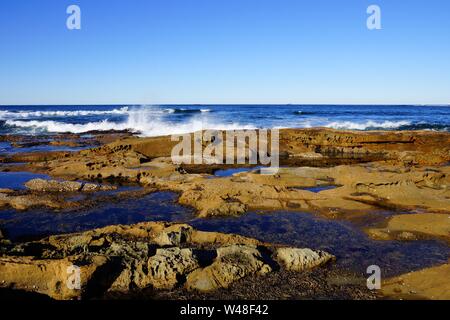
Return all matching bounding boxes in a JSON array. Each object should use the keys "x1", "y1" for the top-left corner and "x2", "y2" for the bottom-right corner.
[
  {"x1": 0, "y1": 107, "x2": 129, "y2": 119},
  {"x1": 5, "y1": 107, "x2": 255, "y2": 136},
  {"x1": 324, "y1": 120, "x2": 411, "y2": 130}
]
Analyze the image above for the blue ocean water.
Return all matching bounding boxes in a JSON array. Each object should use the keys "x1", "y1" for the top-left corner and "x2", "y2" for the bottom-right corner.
[{"x1": 1, "y1": 104, "x2": 449, "y2": 136}]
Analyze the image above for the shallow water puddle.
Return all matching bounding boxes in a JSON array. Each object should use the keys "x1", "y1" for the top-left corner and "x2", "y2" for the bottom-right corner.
[
  {"x1": 291, "y1": 185, "x2": 340, "y2": 193},
  {"x1": 190, "y1": 211, "x2": 450, "y2": 277},
  {"x1": 0, "y1": 192, "x2": 448, "y2": 277},
  {"x1": 0, "y1": 192, "x2": 195, "y2": 242},
  {"x1": 0, "y1": 141, "x2": 90, "y2": 154},
  {"x1": 213, "y1": 166, "x2": 263, "y2": 177}
]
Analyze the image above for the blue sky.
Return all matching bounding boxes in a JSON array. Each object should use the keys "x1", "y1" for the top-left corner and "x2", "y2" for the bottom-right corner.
[{"x1": 1, "y1": 0, "x2": 449, "y2": 105}]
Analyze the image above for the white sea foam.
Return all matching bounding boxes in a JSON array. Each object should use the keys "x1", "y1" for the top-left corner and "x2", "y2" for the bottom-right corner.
[
  {"x1": 323, "y1": 120, "x2": 411, "y2": 130},
  {"x1": 0, "y1": 107, "x2": 129, "y2": 119},
  {"x1": 4, "y1": 107, "x2": 254, "y2": 136}
]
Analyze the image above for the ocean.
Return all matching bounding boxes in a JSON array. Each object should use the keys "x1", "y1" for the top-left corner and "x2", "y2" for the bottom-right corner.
[{"x1": 1, "y1": 104, "x2": 449, "y2": 136}]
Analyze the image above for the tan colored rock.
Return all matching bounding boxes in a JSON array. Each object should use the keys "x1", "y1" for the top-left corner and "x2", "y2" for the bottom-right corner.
[
  {"x1": 133, "y1": 247, "x2": 200, "y2": 289},
  {"x1": 382, "y1": 262, "x2": 450, "y2": 300},
  {"x1": 152, "y1": 224, "x2": 194, "y2": 246},
  {"x1": 81, "y1": 182, "x2": 116, "y2": 192},
  {"x1": 19, "y1": 128, "x2": 450, "y2": 218},
  {"x1": 0, "y1": 221, "x2": 337, "y2": 298},
  {"x1": 185, "y1": 245, "x2": 272, "y2": 292},
  {"x1": 0, "y1": 255, "x2": 108, "y2": 300},
  {"x1": 24, "y1": 178, "x2": 117, "y2": 193},
  {"x1": 366, "y1": 213, "x2": 450, "y2": 243},
  {"x1": 25, "y1": 178, "x2": 82, "y2": 192},
  {"x1": 276, "y1": 247, "x2": 335, "y2": 272},
  {"x1": 0, "y1": 193, "x2": 64, "y2": 210}
]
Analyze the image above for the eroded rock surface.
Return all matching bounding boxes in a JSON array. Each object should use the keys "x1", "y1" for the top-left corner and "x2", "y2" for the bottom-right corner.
[
  {"x1": 185, "y1": 245, "x2": 272, "y2": 292},
  {"x1": 0, "y1": 222, "x2": 333, "y2": 299},
  {"x1": 276, "y1": 248, "x2": 335, "y2": 272},
  {"x1": 14, "y1": 129, "x2": 448, "y2": 218}
]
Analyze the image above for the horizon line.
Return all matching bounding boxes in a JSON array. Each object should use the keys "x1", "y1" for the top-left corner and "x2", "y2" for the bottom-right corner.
[{"x1": 1, "y1": 103, "x2": 449, "y2": 107}]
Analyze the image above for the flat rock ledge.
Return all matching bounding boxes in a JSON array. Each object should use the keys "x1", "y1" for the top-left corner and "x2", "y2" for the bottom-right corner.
[
  {"x1": 0, "y1": 222, "x2": 334, "y2": 300},
  {"x1": 25, "y1": 178, "x2": 117, "y2": 192}
]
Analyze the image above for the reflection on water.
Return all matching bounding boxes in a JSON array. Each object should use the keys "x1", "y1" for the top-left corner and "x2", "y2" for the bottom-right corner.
[
  {"x1": 0, "y1": 192, "x2": 448, "y2": 277},
  {"x1": 0, "y1": 141, "x2": 90, "y2": 154},
  {"x1": 213, "y1": 167, "x2": 262, "y2": 177},
  {"x1": 0, "y1": 192, "x2": 194, "y2": 242},
  {"x1": 291, "y1": 185, "x2": 340, "y2": 193}
]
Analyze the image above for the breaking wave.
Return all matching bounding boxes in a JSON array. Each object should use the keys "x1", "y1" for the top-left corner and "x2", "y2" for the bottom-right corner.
[
  {"x1": 4, "y1": 108, "x2": 253, "y2": 136},
  {"x1": 323, "y1": 120, "x2": 412, "y2": 130},
  {"x1": 165, "y1": 108, "x2": 211, "y2": 114},
  {"x1": 0, "y1": 107, "x2": 129, "y2": 119}
]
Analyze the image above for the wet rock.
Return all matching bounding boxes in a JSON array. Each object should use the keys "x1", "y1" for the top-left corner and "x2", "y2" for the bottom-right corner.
[
  {"x1": 276, "y1": 247, "x2": 335, "y2": 272},
  {"x1": 185, "y1": 245, "x2": 272, "y2": 292}
]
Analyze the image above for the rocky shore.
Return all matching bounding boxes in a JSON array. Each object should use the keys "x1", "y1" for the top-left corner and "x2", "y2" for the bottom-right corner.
[
  {"x1": 0, "y1": 128, "x2": 449, "y2": 300},
  {"x1": 0, "y1": 221, "x2": 340, "y2": 300}
]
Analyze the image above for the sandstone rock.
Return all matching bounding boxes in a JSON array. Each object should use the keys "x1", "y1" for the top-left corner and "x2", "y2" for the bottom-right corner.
[
  {"x1": 276, "y1": 247, "x2": 335, "y2": 272},
  {"x1": 0, "y1": 221, "x2": 337, "y2": 299},
  {"x1": 152, "y1": 224, "x2": 193, "y2": 246},
  {"x1": 185, "y1": 245, "x2": 272, "y2": 292},
  {"x1": 24, "y1": 178, "x2": 117, "y2": 193},
  {"x1": 25, "y1": 179, "x2": 82, "y2": 192},
  {"x1": 81, "y1": 183, "x2": 116, "y2": 192},
  {"x1": 0, "y1": 255, "x2": 108, "y2": 300},
  {"x1": 134, "y1": 247, "x2": 200, "y2": 289},
  {"x1": 397, "y1": 231, "x2": 417, "y2": 241},
  {"x1": 4, "y1": 194, "x2": 63, "y2": 210},
  {"x1": 207, "y1": 202, "x2": 247, "y2": 216}
]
